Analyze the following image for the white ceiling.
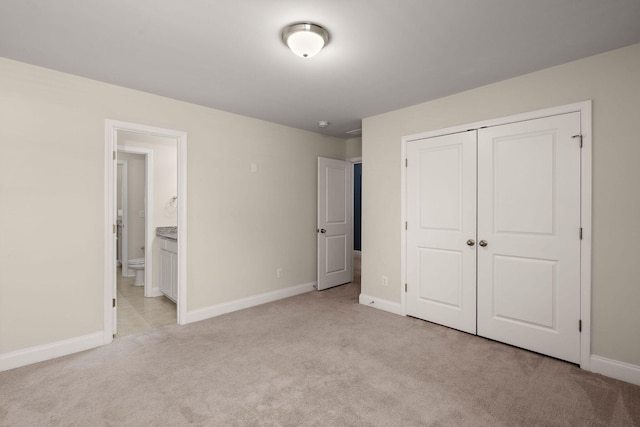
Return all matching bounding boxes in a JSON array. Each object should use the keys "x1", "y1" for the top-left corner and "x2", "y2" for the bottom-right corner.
[{"x1": 1, "y1": 1, "x2": 640, "y2": 138}]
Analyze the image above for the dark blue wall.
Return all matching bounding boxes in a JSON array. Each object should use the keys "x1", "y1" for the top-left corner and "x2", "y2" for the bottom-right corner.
[{"x1": 354, "y1": 163, "x2": 362, "y2": 251}]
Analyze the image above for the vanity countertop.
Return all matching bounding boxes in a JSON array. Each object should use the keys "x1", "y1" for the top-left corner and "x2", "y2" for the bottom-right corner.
[{"x1": 156, "y1": 226, "x2": 177, "y2": 241}]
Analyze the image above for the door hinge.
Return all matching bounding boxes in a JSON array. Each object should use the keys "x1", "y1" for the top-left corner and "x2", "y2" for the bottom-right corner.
[
  {"x1": 405, "y1": 158, "x2": 408, "y2": 167},
  {"x1": 579, "y1": 319, "x2": 582, "y2": 332},
  {"x1": 579, "y1": 227, "x2": 583, "y2": 240},
  {"x1": 405, "y1": 283, "x2": 407, "y2": 293},
  {"x1": 112, "y1": 298, "x2": 116, "y2": 308},
  {"x1": 572, "y1": 134, "x2": 583, "y2": 148},
  {"x1": 405, "y1": 221, "x2": 408, "y2": 230},
  {"x1": 113, "y1": 224, "x2": 116, "y2": 234},
  {"x1": 113, "y1": 150, "x2": 116, "y2": 160}
]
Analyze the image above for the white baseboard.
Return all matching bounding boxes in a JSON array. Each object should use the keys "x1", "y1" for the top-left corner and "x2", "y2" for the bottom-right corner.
[
  {"x1": 359, "y1": 293, "x2": 404, "y2": 316},
  {"x1": 147, "y1": 288, "x2": 164, "y2": 298},
  {"x1": 186, "y1": 282, "x2": 316, "y2": 324},
  {"x1": 590, "y1": 355, "x2": 640, "y2": 386},
  {"x1": 0, "y1": 332, "x2": 104, "y2": 373}
]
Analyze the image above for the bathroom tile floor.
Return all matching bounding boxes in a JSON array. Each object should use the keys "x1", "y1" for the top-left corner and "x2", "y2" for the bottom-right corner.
[{"x1": 116, "y1": 267, "x2": 176, "y2": 338}]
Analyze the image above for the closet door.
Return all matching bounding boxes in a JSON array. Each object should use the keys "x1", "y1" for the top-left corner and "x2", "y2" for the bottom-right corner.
[
  {"x1": 476, "y1": 112, "x2": 581, "y2": 363},
  {"x1": 406, "y1": 131, "x2": 477, "y2": 334}
]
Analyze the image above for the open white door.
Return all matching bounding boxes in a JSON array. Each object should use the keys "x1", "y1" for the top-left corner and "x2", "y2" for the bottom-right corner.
[{"x1": 317, "y1": 157, "x2": 353, "y2": 290}]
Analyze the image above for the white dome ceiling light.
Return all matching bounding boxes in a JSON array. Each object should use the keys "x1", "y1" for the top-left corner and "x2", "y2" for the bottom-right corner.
[{"x1": 281, "y1": 22, "x2": 329, "y2": 58}]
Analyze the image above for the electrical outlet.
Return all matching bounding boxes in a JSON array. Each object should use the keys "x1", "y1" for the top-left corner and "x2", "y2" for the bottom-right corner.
[
  {"x1": 276, "y1": 268, "x2": 283, "y2": 278},
  {"x1": 382, "y1": 275, "x2": 388, "y2": 286}
]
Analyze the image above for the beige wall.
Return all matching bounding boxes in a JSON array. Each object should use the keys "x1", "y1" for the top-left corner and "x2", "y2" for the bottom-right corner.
[
  {"x1": 0, "y1": 58, "x2": 346, "y2": 354},
  {"x1": 362, "y1": 43, "x2": 640, "y2": 366},
  {"x1": 345, "y1": 136, "x2": 362, "y2": 159}
]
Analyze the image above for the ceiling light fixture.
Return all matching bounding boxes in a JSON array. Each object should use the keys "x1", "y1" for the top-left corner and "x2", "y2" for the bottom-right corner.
[
  {"x1": 318, "y1": 121, "x2": 330, "y2": 128},
  {"x1": 281, "y1": 22, "x2": 329, "y2": 58}
]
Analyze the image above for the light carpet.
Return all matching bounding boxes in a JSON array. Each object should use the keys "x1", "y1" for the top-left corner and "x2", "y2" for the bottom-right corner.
[{"x1": 1, "y1": 281, "x2": 639, "y2": 426}]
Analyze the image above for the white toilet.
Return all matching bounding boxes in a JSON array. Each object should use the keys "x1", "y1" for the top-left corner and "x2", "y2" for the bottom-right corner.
[{"x1": 129, "y1": 249, "x2": 145, "y2": 286}]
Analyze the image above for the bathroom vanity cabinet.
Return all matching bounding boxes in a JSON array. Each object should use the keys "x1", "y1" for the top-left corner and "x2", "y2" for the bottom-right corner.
[{"x1": 159, "y1": 238, "x2": 177, "y2": 302}]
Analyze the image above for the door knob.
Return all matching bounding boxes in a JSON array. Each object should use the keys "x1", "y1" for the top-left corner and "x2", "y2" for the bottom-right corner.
[
  {"x1": 479, "y1": 240, "x2": 488, "y2": 247},
  {"x1": 466, "y1": 239, "x2": 475, "y2": 246},
  {"x1": 319, "y1": 228, "x2": 326, "y2": 234}
]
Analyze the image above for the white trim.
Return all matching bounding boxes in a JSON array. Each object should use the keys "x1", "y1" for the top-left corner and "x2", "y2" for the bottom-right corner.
[
  {"x1": 579, "y1": 101, "x2": 593, "y2": 370},
  {"x1": 105, "y1": 120, "x2": 188, "y2": 342},
  {"x1": 359, "y1": 294, "x2": 404, "y2": 316},
  {"x1": 403, "y1": 101, "x2": 593, "y2": 143},
  {"x1": 117, "y1": 145, "x2": 154, "y2": 296},
  {"x1": 0, "y1": 332, "x2": 103, "y2": 373},
  {"x1": 104, "y1": 124, "x2": 116, "y2": 344},
  {"x1": 186, "y1": 282, "x2": 316, "y2": 324},
  {"x1": 176, "y1": 130, "x2": 188, "y2": 325},
  {"x1": 400, "y1": 128, "x2": 408, "y2": 317},
  {"x1": 400, "y1": 101, "x2": 592, "y2": 368},
  {"x1": 590, "y1": 355, "x2": 640, "y2": 386},
  {"x1": 117, "y1": 160, "x2": 129, "y2": 275},
  {"x1": 147, "y1": 288, "x2": 164, "y2": 298}
]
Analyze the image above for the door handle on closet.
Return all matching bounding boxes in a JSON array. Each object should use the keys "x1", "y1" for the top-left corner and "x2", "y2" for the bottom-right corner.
[
  {"x1": 479, "y1": 240, "x2": 488, "y2": 247},
  {"x1": 466, "y1": 239, "x2": 475, "y2": 246}
]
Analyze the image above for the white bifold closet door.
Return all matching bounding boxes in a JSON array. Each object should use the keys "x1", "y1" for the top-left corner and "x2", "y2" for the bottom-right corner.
[{"x1": 406, "y1": 112, "x2": 582, "y2": 363}]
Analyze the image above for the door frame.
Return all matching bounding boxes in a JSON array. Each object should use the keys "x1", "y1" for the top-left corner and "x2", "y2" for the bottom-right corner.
[
  {"x1": 104, "y1": 120, "x2": 188, "y2": 344},
  {"x1": 400, "y1": 101, "x2": 592, "y2": 369},
  {"x1": 116, "y1": 159, "x2": 128, "y2": 274},
  {"x1": 117, "y1": 146, "x2": 154, "y2": 297}
]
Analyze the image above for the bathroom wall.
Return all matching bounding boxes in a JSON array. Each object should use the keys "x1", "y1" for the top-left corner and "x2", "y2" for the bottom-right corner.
[
  {"x1": 118, "y1": 132, "x2": 178, "y2": 293},
  {"x1": 117, "y1": 152, "x2": 145, "y2": 263},
  {"x1": 116, "y1": 163, "x2": 123, "y2": 262}
]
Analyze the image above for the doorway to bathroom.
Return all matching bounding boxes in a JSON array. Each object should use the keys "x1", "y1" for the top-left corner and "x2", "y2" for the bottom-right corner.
[
  {"x1": 117, "y1": 139, "x2": 175, "y2": 336},
  {"x1": 105, "y1": 120, "x2": 187, "y2": 342}
]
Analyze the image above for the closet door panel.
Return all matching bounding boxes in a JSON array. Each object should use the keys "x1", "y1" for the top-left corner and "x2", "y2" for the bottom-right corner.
[
  {"x1": 406, "y1": 131, "x2": 477, "y2": 334},
  {"x1": 477, "y1": 112, "x2": 581, "y2": 364}
]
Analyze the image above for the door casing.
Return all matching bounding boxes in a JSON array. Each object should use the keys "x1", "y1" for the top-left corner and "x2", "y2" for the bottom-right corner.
[
  {"x1": 400, "y1": 101, "x2": 592, "y2": 369},
  {"x1": 104, "y1": 120, "x2": 188, "y2": 344}
]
